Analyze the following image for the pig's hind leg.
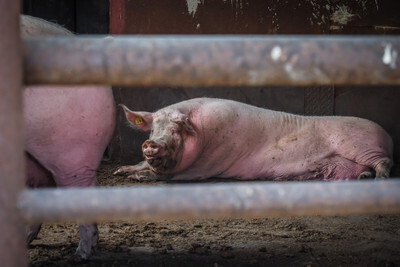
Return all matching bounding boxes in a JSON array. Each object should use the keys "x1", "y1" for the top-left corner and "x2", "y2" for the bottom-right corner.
[
  {"x1": 313, "y1": 155, "x2": 374, "y2": 181},
  {"x1": 353, "y1": 157, "x2": 391, "y2": 180},
  {"x1": 349, "y1": 156, "x2": 391, "y2": 179},
  {"x1": 51, "y1": 161, "x2": 100, "y2": 260},
  {"x1": 25, "y1": 154, "x2": 55, "y2": 245},
  {"x1": 350, "y1": 150, "x2": 392, "y2": 179},
  {"x1": 28, "y1": 148, "x2": 102, "y2": 260},
  {"x1": 357, "y1": 171, "x2": 374, "y2": 179}
]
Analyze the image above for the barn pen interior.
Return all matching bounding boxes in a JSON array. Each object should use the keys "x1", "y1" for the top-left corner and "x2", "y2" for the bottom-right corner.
[{"x1": 1, "y1": 0, "x2": 400, "y2": 266}]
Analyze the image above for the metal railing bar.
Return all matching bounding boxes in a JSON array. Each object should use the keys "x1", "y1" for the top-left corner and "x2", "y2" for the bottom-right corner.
[
  {"x1": 18, "y1": 179, "x2": 400, "y2": 224},
  {"x1": 23, "y1": 36, "x2": 400, "y2": 86}
]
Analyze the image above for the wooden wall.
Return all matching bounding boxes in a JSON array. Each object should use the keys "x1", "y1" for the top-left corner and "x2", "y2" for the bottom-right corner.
[
  {"x1": 22, "y1": 0, "x2": 400, "y2": 175},
  {"x1": 110, "y1": 0, "x2": 400, "y2": 177},
  {"x1": 112, "y1": 0, "x2": 400, "y2": 34}
]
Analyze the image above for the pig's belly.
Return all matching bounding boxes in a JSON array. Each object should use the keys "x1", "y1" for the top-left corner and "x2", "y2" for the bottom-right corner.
[
  {"x1": 227, "y1": 155, "x2": 372, "y2": 181},
  {"x1": 265, "y1": 155, "x2": 372, "y2": 181}
]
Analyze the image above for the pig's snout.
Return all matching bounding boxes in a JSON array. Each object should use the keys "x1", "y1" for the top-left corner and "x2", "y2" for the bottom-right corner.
[{"x1": 142, "y1": 140, "x2": 165, "y2": 159}]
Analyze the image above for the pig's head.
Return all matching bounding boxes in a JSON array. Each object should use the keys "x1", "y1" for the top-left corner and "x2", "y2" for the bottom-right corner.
[{"x1": 121, "y1": 104, "x2": 195, "y2": 174}]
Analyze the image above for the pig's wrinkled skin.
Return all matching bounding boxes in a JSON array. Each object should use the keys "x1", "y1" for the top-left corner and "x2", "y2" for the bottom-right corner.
[
  {"x1": 22, "y1": 15, "x2": 116, "y2": 260},
  {"x1": 115, "y1": 98, "x2": 392, "y2": 182}
]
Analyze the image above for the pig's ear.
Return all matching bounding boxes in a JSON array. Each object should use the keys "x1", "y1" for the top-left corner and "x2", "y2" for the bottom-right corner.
[
  {"x1": 171, "y1": 113, "x2": 195, "y2": 135},
  {"x1": 119, "y1": 104, "x2": 153, "y2": 131}
]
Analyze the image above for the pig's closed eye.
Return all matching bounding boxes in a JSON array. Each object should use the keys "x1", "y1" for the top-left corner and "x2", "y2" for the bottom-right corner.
[{"x1": 171, "y1": 128, "x2": 180, "y2": 135}]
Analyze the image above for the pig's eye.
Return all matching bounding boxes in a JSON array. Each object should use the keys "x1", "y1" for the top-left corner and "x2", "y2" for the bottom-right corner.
[{"x1": 170, "y1": 128, "x2": 179, "y2": 135}]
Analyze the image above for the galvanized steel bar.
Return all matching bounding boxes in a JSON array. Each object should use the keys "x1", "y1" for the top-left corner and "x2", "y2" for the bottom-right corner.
[
  {"x1": 0, "y1": 1, "x2": 28, "y2": 266},
  {"x1": 23, "y1": 35, "x2": 400, "y2": 86},
  {"x1": 18, "y1": 179, "x2": 400, "y2": 224}
]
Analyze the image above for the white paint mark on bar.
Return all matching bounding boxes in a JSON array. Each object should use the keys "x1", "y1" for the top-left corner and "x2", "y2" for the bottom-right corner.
[
  {"x1": 271, "y1": 46, "x2": 282, "y2": 61},
  {"x1": 383, "y1": 43, "x2": 398, "y2": 69}
]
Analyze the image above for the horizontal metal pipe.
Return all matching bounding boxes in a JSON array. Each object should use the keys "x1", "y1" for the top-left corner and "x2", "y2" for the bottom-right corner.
[
  {"x1": 23, "y1": 35, "x2": 400, "y2": 86},
  {"x1": 18, "y1": 179, "x2": 400, "y2": 224}
]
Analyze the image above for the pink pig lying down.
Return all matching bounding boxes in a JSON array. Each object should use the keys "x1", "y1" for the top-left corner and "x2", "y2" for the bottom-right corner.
[
  {"x1": 22, "y1": 15, "x2": 116, "y2": 260},
  {"x1": 114, "y1": 98, "x2": 393, "y2": 181}
]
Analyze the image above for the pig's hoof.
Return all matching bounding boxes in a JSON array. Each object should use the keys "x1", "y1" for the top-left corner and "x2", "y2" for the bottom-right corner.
[
  {"x1": 374, "y1": 158, "x2": 392, "y2": 179},
  {"x1": 113, "y1": 165, "x2": 139, "y2": 176},
  {"x1": 26, "y1": 224, "x2": 42, "y2": 245},
  {"x1": 69, "y1": 243, "x2": 94, "y2": 263},
  {"x1": 113, "y1": 167, "x2": 129, "y2": 176},
  {"x1": 114, "y1": 162, "x2": 149, "y2": 176},
  {"x1": 68, "y1": 253, "x2": 88, "y2": 264},
  {"x1": 128, "y1": 173, "x2": 153, "y2": 182},
  {"x1": 357, "y1": 171, "x2": 373, "y2": 180}
]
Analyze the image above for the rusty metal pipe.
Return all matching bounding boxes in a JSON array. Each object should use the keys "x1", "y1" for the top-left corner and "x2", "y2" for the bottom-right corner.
[
  {"x1": 18, "y1": 179, "x2": 400, "y2": 224},
  {"x1": 23, "y1": 36, "x2": 400, "y2": 86},
  {"x1": 0, "y1": 1, "x2": 27, "y2": 266}
]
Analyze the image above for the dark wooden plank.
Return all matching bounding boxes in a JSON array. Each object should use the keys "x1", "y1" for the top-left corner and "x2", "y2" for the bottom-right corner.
[{"x1": 76, "y1": 0, "x2": 109, "y2": 34}]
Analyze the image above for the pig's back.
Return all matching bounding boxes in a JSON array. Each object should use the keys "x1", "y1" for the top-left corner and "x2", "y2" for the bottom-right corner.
[
  {"x1": 185, "y1": 98, "x2": 392, "y2": 180},
  {"x1": 21, "y1": 15, "x2": 73, "y2": 37}
]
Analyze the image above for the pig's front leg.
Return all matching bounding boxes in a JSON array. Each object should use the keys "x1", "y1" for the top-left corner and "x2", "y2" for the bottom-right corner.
[
  {"x1": 114, "y1": 161, "x2": 169, "y2": 181},
  {"x1": 113, "y1": 160, "x2": 149, "y2": 175}
]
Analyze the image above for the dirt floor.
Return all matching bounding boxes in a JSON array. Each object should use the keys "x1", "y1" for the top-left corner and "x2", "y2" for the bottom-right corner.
[{"x1": 28, "y1": 162, "x2": 400, "y2": 267}]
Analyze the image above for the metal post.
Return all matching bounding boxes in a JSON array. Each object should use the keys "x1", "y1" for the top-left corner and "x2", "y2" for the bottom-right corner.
[
  {"x1": 0, "y1": 1, "x2": 27, "y2": 266},
  {"x1": 23, "y1": 36, "x2": 400, "y2": 86}
]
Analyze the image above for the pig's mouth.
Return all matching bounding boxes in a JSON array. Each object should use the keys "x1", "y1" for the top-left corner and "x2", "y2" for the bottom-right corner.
[
  {"x1": 142, "y1": 137, "x2": 182, "y2": 174},
  {"x1": 143, "y1": 148, "x2": 178, "y2": 173},
  {"x1": 145, "y1": 155, "x2": 177, "y2": 173}
]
